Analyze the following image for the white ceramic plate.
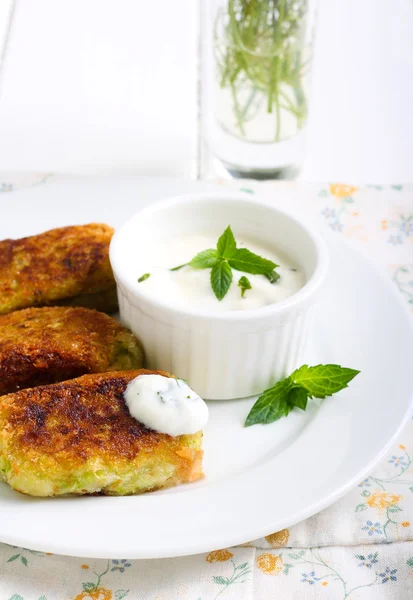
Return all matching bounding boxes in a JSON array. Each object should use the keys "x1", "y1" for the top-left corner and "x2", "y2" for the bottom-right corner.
[{"x1": 1, "y1": 176, "x2": 413, "y2": 559}]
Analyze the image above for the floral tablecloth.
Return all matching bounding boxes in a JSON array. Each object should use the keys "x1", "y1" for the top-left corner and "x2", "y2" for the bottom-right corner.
[{"x1": 1, "y1": 174, "x2": 413, "y2": 600}]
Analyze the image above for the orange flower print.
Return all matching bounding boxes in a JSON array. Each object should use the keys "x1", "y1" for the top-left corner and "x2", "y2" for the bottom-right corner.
[
  {"x1": 239, "y1": 542, "x2": 254, "y2": 548},
  {"x1": 74, "y1": 561, "x2": 127, "y2": 600},
  {"x1": 256, "y1": 553, "x2": 283, "y2": 575},
  {"x1": 381, "y1": 219, "x2": 388, "y2": 231},
  {"x1": 206, "y1": 549, "x2": 233, "y2": 563},
  {"x1": 402, "y1": 521, "x2": 410, "y2": 527},
  {"x1": 366, "y1": 491, "x2": 402, "y2": 513},
  {"x1": 322, "y1": 581, "x2": 328, "y2": 586},
  {"x1": 400, "y1": 444, "x2": 406, "y2": 450},
  {"x1": 329, "y1": 184, "x2": 358, "y2": 198},
  {"x1": 73, "y1": 588, "x2": 112, "y2": 600},
  {"x1": 265, "y1": 528, "x2": 290, "y2": 548}
]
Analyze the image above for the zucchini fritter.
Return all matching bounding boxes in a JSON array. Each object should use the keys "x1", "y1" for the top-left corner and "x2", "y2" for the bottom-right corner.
[
  {"x1": 0, "y1": 307, "x2": 144, "y2": 395},
  {"x1": 0, "y1": 370, "x2": 204, "y2": 497},
  {"x1": 0, "y1": 223, "x2": 117, "y2": 315}
]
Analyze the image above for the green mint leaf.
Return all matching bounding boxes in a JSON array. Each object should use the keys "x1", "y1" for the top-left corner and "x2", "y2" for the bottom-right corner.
[
  {"x1": 189, "y1": 249, "x2": 219, "y2": 269},
  {"x1": 265, "y1": 269, "x2": 281, "y2": 284},
  {"x1": 137, "y1": 273, "x2": 150, "y2": 283},
  {"x1": 211, "y1": 260, "x2": 233, "y2": 301},
  {"x1": 238, "y1": 275, "x2": 252, "y2": 298},
  {"x1": 245, "y1": 363, "x2": 360, "y2": 426},
  {"x1": 288, "y1": 386, "x2": 308, "y2": 410},
  {"x1": 170, "y1": 264, "x2": 187, "y2": 271},
  {"x1": 228, "y1": 248, "x2": 277, "y2": 275},
  {"x1": 245, "y1": 379, "x2": 293, "y2": 426},
  {"x1": 291, "y1": 364, "x2": 360, "y2": 399},
  {"x1": 217, "y1": 226, "x2": 237, "y2": 258}
]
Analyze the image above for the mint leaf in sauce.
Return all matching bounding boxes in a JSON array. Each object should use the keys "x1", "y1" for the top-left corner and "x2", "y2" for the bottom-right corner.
[
  {"x1": 211, "y1": 260, "x2": 233, "y2": 301},
  {"x1": 265, "y1": 270, "x2": 281, "y2": 284},
  {"x1": 189, "y1": 249, "x2": 219, "y2": 269},
  {"x1": 228, "y1": 248, "x2": 278, "y2": 275},
  {"x1": 238, "y1": 276, "x2": 252, "y2": 298},
  {"x1": 170, "y1": 226, "x2": 281, "y2": 300},
  {"x1": 217, "y1": 226, "x2": 237, "y2": 259}
]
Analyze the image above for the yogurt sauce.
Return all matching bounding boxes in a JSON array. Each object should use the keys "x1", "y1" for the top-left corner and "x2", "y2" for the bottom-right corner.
[
  {"x1": 124, "y1": 374, "x2": 209, "y2": 436},
  {"x1": 136, "y1": 233, "x2": 305, "y2": 312}
]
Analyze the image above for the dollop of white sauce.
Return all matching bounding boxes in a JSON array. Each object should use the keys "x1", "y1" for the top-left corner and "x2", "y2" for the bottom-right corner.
[
  {"x1": 135, "y1": 233, "x2": 305, "y2": 312},
  {"x1": 124, "y1": 374, "x2": 209, "y2": 436}
]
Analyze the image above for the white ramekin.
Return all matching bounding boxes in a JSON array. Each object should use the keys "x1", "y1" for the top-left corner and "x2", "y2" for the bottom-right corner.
[{"x1": 110, "y1": 192, "x2": 329, "y2": 400}]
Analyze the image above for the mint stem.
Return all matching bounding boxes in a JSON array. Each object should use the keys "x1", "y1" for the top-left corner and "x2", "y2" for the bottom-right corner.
[{"x1": 170, "y1": 263, "x2": 187, "y2": 271}]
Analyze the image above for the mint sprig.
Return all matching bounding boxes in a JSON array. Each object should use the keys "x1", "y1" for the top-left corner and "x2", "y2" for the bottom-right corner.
[
  {"x1": 245, "y1": 364, "x2": 360, "y2": 427},
  {"x1": 171, "y1": 226, "x2": 280, "y2": 301}
]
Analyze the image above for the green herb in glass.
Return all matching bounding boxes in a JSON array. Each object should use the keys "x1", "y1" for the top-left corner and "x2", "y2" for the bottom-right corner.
[{"x1": 215, "y1": 0, "x2": 309, "y2": 142}]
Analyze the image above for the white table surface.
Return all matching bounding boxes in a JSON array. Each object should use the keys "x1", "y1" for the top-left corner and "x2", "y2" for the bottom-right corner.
[{"x1": 0, "y1": 0, "x2": 412, "y2": 184}]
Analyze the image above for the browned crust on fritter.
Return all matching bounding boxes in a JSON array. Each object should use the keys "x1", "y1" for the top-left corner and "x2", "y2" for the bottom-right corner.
[
  {"x1": 0, "y1": 224, "x2": 117, "y2": 314},
  {"x1": 0, "y1": 307, "x2": 143, "y2": 395},
  {"x1": 0, "y1": 370, "x2": 173, "y2": 463}
]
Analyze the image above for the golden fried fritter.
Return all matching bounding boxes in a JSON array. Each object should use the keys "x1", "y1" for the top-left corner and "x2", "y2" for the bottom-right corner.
[
  {"x1": 0, "y1": 223, "x2": 117, "y2": 315},
  {"x1": 0, "y1": 307, "x2": 144, "y2": 395},
  {"x1": 0, "y1": 370, "x2": 204, "y2": 497}
]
